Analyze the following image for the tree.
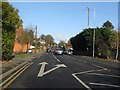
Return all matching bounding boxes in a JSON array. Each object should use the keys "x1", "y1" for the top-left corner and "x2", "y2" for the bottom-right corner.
[
  {"x1": 28, "y1": 29, "x2": 34, "y2": 45},
  {"x1": 25, "y1": 25, "x2": 34, "y2": 45},
  {"x1": 2, "y1": 2, "x2": 22, "y2": 60},
  {"x1": 70, "y1": 31, "x2": 87, "y2": 52},
  {"x1": 0, "y1": 1, "x2": 2, "y2": 58},
  {"x1": 45, "y1": 35, "x2": 54, "y2": 47},
  {"x1": 115, "y1": 29, "x2": 120, "y2": 60},
  {"x1": 40, "y1": 34, "x2": 45, "y2": 40},
  {"x1": 102, "y1": 20, "x2": 114, "y2": 29},
  {"x1": 24, "y1": 27, "x2": 34, "y2": 52},
  {"x1": 58, "y1": 40, "x2": 65, "y2": 47},
  {"x1": 70, "y1": 21, "x2": 116, "y2": 59},
  {"x1": 16, "y1": 25, "x2": 34, "y2": 53},
  {"x1": 17, "y1": 26, "x2": 26, "y2": 52}
]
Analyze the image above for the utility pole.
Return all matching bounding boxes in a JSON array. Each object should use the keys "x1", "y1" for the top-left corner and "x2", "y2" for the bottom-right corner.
[
  {"x1": 87, "y1": 7, "x2": 90, "y2": 29},
  {"x1": 93, "y1": 8, "x2": 96, "y2": 57},
  {"x1": 87, "y1": 7, "x2": 90, "y2": 53},
  {"x1": 35, "y1": 26, "x2": 37, "y2": 53}
]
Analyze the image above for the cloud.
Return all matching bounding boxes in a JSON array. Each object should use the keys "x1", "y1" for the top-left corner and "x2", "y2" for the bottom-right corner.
[{"x1": 54, "y1": 34, "x2": 67, "y2": 44}]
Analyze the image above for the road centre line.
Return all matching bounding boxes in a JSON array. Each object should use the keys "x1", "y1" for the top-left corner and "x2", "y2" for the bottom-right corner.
[
  {"x1": 72, "y1": 74, "x2": 92, "y2": 90},
  {"x1": 2, "y1": 62, "x2": 33, "y2": 89},
  {"x1": 89, "y1": 82, "x2": 120, "y2": 88},
  {"x1": 86, "y1": 73, "x2": 120, "y2": 78},
  {"x1": 53, "y1": 55, "x2": 60, "y2": 62}
]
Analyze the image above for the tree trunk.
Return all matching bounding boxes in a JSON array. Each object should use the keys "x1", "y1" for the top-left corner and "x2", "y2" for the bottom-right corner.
[
  {"x1": 22, "y1": 45, "x2": 24, "y2": 52},
  {"x1": 27, "y1": 43, "x2": 28, "y2": 53},
  {"x1": 115, "y1": 31, "x2": 119, "y2": 60}
]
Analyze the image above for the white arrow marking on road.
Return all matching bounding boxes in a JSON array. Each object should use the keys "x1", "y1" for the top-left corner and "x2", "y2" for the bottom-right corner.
[
  {"x1": 37, "y1": 62, "x2": 48, "y2": 77},
  {"x1": 37, "y1": 62, "x2": 67, "y2": 77}
]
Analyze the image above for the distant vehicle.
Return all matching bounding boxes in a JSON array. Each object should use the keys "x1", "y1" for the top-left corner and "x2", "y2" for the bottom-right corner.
[
  {"x1": 64, "y1": 48, "x2": 73, "y2": 55},
  {"x1": 54, "y1": 48, "x2": 63, "y2": 55},
  {"x1": 28, "y1": 49, "x2": 32, "y2": 53}
]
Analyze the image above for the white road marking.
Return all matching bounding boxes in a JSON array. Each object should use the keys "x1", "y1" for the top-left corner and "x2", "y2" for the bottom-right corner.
[
  {"x1": 37, "y1": 62, "x2": 67, "y2": 77},
  {"x1": 86, "y1": 73, "x2": 120, "y2": 78},
  {"x1": 91, "y1": 64, "x2": 107, "y2": 70},
  {"x1": 73, "y1": 68, "x2": 107, "y2": 75},
  {"x1": 72, "y1": 68, "x2": 108, "y2": 89},
  {"x1": 89, "y1": 82, "x2": 120, "y2": 88},
  {"x1": 53, "y1": 55, "x2": 60, "y2": 62},
  {"x1": 72, "y1": 74, "x2": 92, "y2": 90},
  {"x1": 73, "y1": 70, "x2": 97, "y2": 75},
  {"x1": 42, "y1": 64, "x2": 67, "y2": 76},
  {"x1": 37, "y1": 62, "x2": 48, "y2": 77}
]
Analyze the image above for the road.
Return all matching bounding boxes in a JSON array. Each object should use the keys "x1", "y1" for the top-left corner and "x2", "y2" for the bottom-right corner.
[{"x1": 5, "y1": 52, "x2": 120, "y2": 89}]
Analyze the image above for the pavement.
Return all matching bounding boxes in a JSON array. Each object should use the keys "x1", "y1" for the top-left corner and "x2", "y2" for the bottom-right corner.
[{"x1": 75, "y1": 55, "x2": 120, "y2": 63}]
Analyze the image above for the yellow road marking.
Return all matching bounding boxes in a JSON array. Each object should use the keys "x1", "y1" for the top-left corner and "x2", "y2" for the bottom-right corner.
[
  {"x1": 2, "y1": 62, "x2": 33, "y2": 90},
  {"x1": 0, "y1": 62, "x2": 30, "y2": 87}
]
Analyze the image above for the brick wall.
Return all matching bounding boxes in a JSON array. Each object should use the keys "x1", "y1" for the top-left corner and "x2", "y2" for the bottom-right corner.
[{"x1": 13, "y1": 25, "x2": 30, "y2": 53}]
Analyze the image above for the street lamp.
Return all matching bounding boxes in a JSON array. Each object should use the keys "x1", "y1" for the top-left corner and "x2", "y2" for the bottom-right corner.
[{"x1": 93, "y1": 8, "x2": 96, "y2": 57}]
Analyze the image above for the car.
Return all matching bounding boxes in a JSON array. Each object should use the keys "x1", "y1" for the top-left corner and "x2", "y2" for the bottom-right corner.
[
  {"x1": 64, "y1": 48, "x2": 73, "y2": 55},
  {"x1": 54, "y1": 48, "x2": 63, "y2": 55},
  {"x1": 28, "y1": 49, "x2": 32, "y2": 53}
]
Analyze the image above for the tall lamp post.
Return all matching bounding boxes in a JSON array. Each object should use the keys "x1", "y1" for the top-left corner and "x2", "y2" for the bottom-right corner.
[
  {"x1": 87, "y1": 7, "x2": 90, "y2": 30},
  {"x1": 35, "y1": 26, "x2": 37, "y2": 53},
  {"x1": 93, "y1": 8, "x2": 96, "y2": 57}
]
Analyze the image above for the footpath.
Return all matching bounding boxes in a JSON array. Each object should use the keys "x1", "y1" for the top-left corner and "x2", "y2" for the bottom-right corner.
[
  {"x1": 75, "y1": 55, "x2": 120, "y2": 63},
  {"x1": 0, "y1": 51, "x2": 45, "y2": 81}
]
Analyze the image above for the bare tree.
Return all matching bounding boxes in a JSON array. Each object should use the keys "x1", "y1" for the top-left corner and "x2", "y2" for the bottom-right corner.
[{"x1": 17, "y1": 27, "x2": 26, "y2": 52}]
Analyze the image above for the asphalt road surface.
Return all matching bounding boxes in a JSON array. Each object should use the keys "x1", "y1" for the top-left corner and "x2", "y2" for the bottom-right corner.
[{"x1": 6, "y1": 52, "x2": 120, "y2": 89}]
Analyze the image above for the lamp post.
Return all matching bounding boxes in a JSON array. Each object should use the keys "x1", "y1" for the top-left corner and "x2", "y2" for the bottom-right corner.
[
  {"x1": 87, "y1": 7, "x2": 90, "y2": 29},
  {"x1": 93, "y1": 8, "x2": 96, "y2": 57},
  {"x1": 34, "y1": 26, "x2": 37, "y2": 53}
]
